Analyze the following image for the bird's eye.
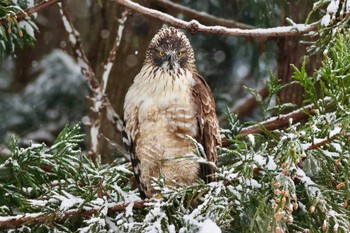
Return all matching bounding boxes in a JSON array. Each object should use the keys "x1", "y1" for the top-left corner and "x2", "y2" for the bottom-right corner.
[
  {"x1": 178, "y1": 51, "x2": 183, "y2": 57},
  {"x1": 159, "y1": 51, "x2": 165, "y2": 57}
]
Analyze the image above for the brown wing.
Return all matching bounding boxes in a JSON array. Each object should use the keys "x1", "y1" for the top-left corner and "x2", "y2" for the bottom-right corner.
[
  {"x1": 122, "y1": 108, "x2": 147, "y2": 199},
  {"x1": 192, "y1": 72, "x2": 221, "y2": 183}
]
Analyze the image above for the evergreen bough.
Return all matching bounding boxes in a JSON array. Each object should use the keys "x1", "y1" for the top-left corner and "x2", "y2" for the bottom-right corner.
[
  {"x1": 0, "y1": 0, "x2": 36, "y2": 57},
  {"x1": 1, "y1": 33, "x2": 350, "y2": 232},
  {"x1": 3, "y1": 1, "x2": 350, "y2": 232}
]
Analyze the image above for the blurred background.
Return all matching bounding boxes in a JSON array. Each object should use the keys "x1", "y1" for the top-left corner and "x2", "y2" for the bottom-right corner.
[{"x1": 0, "y1": 0, "x2": 318, "y2": 162}]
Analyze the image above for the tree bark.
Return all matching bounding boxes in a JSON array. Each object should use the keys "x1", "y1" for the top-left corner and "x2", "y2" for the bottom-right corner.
[
  {"x1": 277, "y1": 0, "x2": 318, "y2": 107},
  {"x1": 11, "y1": 2, "x2": 66, "y2": 92}
]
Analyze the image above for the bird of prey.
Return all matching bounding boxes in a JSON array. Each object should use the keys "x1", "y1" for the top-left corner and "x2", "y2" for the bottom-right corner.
[{"x1": 123, "y1": 27, "x2": 221, "y2": 199}]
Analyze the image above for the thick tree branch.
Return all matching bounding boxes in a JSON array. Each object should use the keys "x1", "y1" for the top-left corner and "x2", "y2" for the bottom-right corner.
[
  {"x1": 113, "y1": 0, "x2": 319, "y2": 38},
  {"x1": 222, "y1": 101, "x2": 335, "y2": 147},
  {"x1": 0, "y1": 0, "x2": 61, "y2": 25},
  {"x1": 0, "y1": 200, "x2": 148, "y2": 229},
  {"x1": 150, "y1": 0, "x2": 255, "y2": 30},
  {"x1": 219, "y1": 86, "x2": 269, "y2": 123},
  {"x1": 239, "y1": 104, "x2": 314, "y2": 135}
]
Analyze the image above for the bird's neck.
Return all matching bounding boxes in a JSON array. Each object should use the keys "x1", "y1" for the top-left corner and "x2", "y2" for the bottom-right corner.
[{"x1": 125, "y1": 64, "x2": 196, "y2": 109}]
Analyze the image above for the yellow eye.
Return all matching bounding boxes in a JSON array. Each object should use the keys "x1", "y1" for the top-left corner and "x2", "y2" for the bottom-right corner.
[
  {"x1": 178, "y1": 51, "x2": 183, "y2": 57},
  {"x1": 159, "y1": 51, "x2": 164, "y2": 57}
]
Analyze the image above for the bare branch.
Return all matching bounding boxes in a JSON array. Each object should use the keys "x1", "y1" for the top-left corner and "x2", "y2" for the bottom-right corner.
[
  {"x1": 59, "y1": 1, "x2": 101, "y2": 162},
  {"x1": 0, "y1": 200, "x2": 148, "y2": 229},
  {"x1": 0, "y1": 0, "x2": 61, "y2": 25},
  {"x1": 112, "y1": 0, "x2": 319, "y2": 38},
  {"x1": 150, "y1": 0, "x2": 255, "y2": 30},
  {"x1": 101, "y1": 9, "x2": 129, "y2": 93},
  {"x1": 219, "y1": 86, "x2": 269, "y2": 123},
  {"x1": 101, "y1": 10, "x2": 128, "y2": 134}
]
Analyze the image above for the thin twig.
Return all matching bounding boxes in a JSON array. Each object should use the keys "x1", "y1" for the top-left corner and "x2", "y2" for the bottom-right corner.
[
  {"x1": 0, "y1": 0, "x2": 61, "y2": 25},
  {"x1": 306, "y1": 136, "x2": 336, "y2": 151},
  {"x1": 0, "y1": 200, "x2": 148, "y2": 229},
  {"x1": 100, "y1": 133, "x2": 128, "y2": 157},
  {"x1": 101, "y1": 9, "x2": 129, "y2": 93},
  {"x1": 102, "y1": 10, "x2": 128, "y2": 134},
  {"x1": 150, "y1": 0, "x2": 255, "y2": 30},
  {"x1": 113, "y1": 0, "x2": 319, "y2": 38}
]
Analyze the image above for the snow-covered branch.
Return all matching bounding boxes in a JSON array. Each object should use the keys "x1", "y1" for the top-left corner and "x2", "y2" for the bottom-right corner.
[
  {"x1": 239, "y1": 103, "x2": 316, "y2": 135},
  {"x1": 113, "y1": 0, "x2": 318, "y2": 38},
  {"x1": 59, "y1": 1, "x2": 124, "y2": 162},
  {"x1": 59, "y1": 1, "x2": 100, "y2": 162},
  {"x1": 101, "y1": 10, "x2": 129, "y2": 93},
  {"x1": 102, "y1": 10, "x2": 128, "y2": 137},
  {"x1": 0, "y1": 200, "x2": 147, "y2": 229},
  {"x1": 0, "y1": 0, "x2": 61, "y2": 25},
  {"x1": 150, "y1": 0, "x2": 255, "y2": 30},
  {"x1": 222, "y1": 100, "x2": 335, "y2": 147}
]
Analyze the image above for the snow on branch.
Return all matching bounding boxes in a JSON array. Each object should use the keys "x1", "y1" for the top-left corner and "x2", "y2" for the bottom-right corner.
[
  {"x1": 113, "y1": 0, "x2": 318, "y2": 38},
  {"x1": 0, "y1": 200, "x2": 147, "y2": 229},
  {"x1": 102, "y1": 10, "x2": 129, "y2": 138},
  {"x1": 222, "y1": 100, "x2": 334, "y2": 147},
  {"x1": 0, "y1": 0, "x2": 60, "y2": 26},
  {"x1": 150, "y1": 0, "x2": 255, "y2": 30},
  {"x1": 239, "y1": 103, "x2": 316, "y2": 135},
  {"x1": 101, "y1": 10, "x2": 129, "y2": 93},
  {"x1": 59, "y1": 1, "x2": 124, "y2": 162}
]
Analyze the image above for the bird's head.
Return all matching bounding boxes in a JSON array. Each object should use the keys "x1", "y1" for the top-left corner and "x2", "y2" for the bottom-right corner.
[{"x1": 145, "y1": 27, "x2": 195, "y2": 72}]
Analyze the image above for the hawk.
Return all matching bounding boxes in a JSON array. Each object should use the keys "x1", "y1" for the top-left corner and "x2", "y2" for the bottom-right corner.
[{"x1": 123, "y1": 27, "x2": 221, "y2": 199}]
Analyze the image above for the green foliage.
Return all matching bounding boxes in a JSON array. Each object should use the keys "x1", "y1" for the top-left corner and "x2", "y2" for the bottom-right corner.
[
  {"x1": 317, "y1": 34, "x2": 350, "y2": 109},
  {"x1": 0, "y1": 0, "x2": 37, "y2": 57},
  {"x1": 291, "y1": 58, "x2": 318, "y2": 106},
  {"x1": 294, "y1": 33, "x2": 350, "y2": 112},
  {"x1": 1, "y1": 34, "x2": 350, "y2": 232},
  {"x1": 3, "y1": 1, "x2": 350, "y2": 232},
  {"x1": 309, "y1": 0, "x2": 350, "y2": 56},
  {"x1": 0, "y1": 125, "x2": 136, "y2": 231},
  {"x1": 243, "y1": 74, "x2": 297, "y2": 121}
]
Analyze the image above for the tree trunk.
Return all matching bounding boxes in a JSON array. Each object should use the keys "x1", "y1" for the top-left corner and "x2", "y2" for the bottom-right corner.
[
  {"x1": 11, "y1": 5, "x2": 66, "y2": 92},
  {"x1": 277, "y1": 0, "x2": 318, "y2": 107}
]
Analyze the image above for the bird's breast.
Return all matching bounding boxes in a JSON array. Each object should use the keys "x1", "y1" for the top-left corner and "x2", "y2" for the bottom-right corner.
[
  {"x1": 123, "y1": 66, "x2": 201, "y2": 195},
  {"x1": 124, "y1": 65, "x2": 198, "y2": 144}
]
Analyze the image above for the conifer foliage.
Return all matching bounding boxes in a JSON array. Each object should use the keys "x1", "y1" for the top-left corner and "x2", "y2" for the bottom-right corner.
[
  {"x1": 2, "y1": 0, "x2": 350, "y2": 232},
  {"x1": 0, "y1": 0, "x2": 36, "y2": 56},
  {"x1": 1, "y1": 33, "x2": 350, "y2": 231}
]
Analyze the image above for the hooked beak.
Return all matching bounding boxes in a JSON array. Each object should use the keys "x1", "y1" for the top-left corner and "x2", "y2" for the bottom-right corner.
[{"x1": 167, "y1": 54, "x2": 175, "y2": 70}]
